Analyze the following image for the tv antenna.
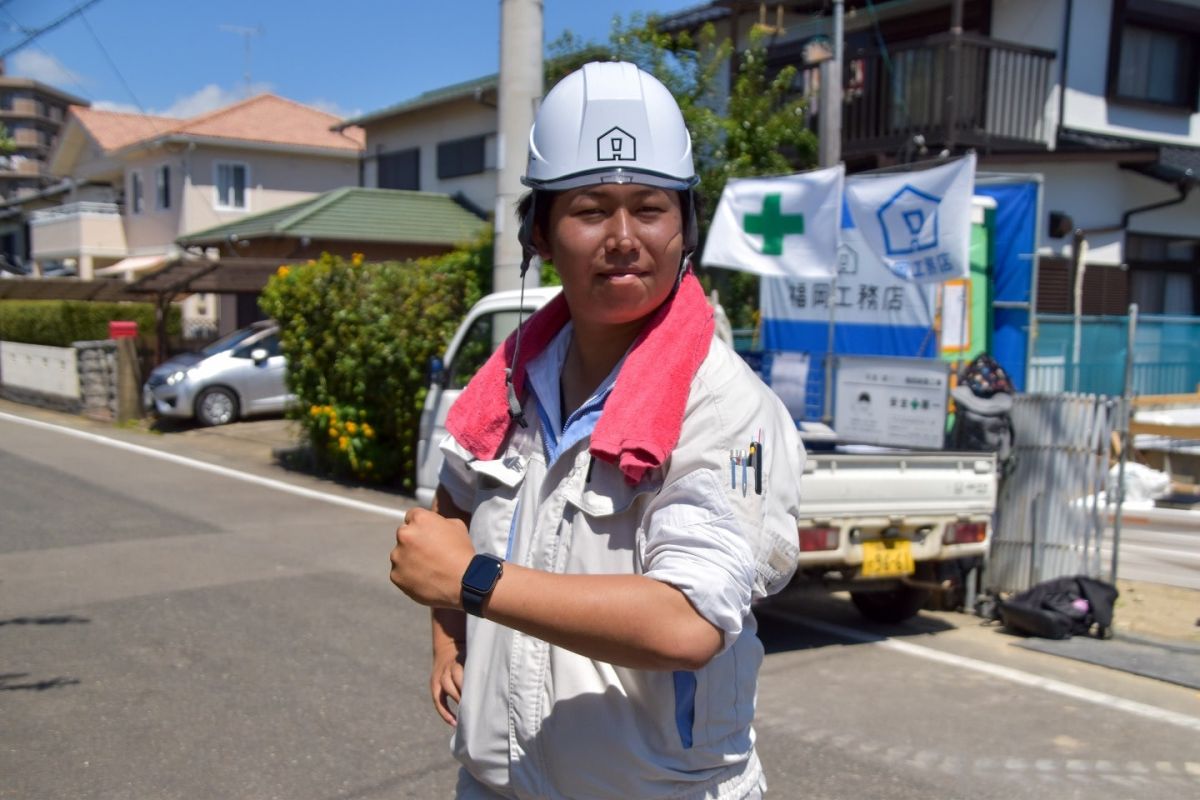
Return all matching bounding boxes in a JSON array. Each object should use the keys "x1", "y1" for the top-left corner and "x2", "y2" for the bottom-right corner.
[{"x1": 219, "y1": 24, "x2": 263, "y2": 96}]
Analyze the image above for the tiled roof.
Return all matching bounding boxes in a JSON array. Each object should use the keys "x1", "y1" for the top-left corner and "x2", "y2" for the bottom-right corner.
[
  {"x1": 168, "y1": 94, "x2": 363, "y2": 151},
  {"x1": 70, "y1": 106, "x2": 177, "y2": 151},
  {"x1": 177, "y1": 187, "x2": 488, "y2": 246},
  {"x1": 69, "y1": 94, "x2": 364, "y2": 155}
]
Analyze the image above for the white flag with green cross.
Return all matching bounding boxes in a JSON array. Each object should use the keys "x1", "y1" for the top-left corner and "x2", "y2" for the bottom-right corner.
[{"x1": 700, "y1": 164, "x2": 843, "y2": 279}]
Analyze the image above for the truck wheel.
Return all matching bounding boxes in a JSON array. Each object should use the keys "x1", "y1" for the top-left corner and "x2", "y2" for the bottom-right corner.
[
  {"x1": 850, "y1": 563, "x2": 938, "y2": 624},
  {"x1": 850, "y1": 585, "x2": 930, "y2": 624},
  {"x1": 196, "y1": 387, "x2": 238, "y2": 427}
]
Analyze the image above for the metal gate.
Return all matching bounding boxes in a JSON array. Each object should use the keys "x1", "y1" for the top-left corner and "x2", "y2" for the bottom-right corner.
[{"x1": 988, "y1": 393, "x2": 1120, "y2": 594}]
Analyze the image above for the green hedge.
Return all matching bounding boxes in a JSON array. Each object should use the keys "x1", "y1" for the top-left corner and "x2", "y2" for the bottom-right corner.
[
  {"x1": 259, "y1": 235, "x2": 490, "y2": 489},
  {"x1": 0, "y1": 300, "x2": 180, "y2": 347}
]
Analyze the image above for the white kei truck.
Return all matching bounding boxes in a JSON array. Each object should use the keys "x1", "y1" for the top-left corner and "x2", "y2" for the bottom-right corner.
[{"x1": 415, "y1": 287, "x2": 998, "y2": 623}]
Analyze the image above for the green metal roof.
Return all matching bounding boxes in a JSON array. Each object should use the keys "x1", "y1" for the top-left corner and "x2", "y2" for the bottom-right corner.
[
  {"x1": 337, "y1": 74, "x2": 498, "y2": 129},
  {"x1": 177, "y1": 187, "x2": 487, "y2": 247}
]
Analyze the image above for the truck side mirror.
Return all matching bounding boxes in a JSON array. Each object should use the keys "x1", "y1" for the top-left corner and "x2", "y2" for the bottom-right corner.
[{"x1": 429, "y1": 356, "x2": 447, "y2": 387}]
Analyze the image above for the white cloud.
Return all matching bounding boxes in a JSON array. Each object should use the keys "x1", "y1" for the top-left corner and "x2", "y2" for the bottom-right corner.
[
  {"x1": 9, "y1": 50, "x2": 85, "y2": 89},
  {"x1": 304, "y1": 98, "x2": 363, "y2": 121},
  {"x1": 92, "y1": 99, "x2": 141, "y2": 114},
  {"x1": 156, "y1": 81, "x2": 274, "y2": 117}
]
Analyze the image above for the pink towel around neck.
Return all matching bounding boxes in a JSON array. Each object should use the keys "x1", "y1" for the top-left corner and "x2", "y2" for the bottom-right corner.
[{"x1": 445, "y1": 272, "x2": 715, "y2": 484}]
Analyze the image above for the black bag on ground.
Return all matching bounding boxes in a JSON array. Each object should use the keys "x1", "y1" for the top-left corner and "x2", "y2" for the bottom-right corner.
[{"x1": 999, "y1": 575, "x2": 1119, "y2": 639}]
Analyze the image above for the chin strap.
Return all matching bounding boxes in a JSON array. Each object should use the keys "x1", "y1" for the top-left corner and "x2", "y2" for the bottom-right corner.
[{"x1": 504, "y1": 240, "x2": 534, "y2": 429}]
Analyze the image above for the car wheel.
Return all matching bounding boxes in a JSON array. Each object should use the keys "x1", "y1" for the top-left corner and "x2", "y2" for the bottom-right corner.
[{"x1": 196, "y1": 387, "x2": 239, "y2": 427}]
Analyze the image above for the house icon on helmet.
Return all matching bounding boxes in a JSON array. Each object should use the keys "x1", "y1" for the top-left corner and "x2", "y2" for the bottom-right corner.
[
  {"x1": 597, "y1": 126, "x2": 637, "y2": 162},
  {"x1": 876, "y1": 185, "x2": 941, "y2": 256}
]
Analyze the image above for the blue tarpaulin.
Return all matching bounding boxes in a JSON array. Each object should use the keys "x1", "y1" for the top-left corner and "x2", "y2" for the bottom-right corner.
[{"x1": 975, "y1": 180, "x2": 1039, "y2": 391}]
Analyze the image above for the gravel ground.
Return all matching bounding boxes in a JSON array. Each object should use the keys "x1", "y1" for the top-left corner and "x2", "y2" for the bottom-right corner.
[{"x1": 1114, "y1": 579, "x2": 1200, "y2": 646}]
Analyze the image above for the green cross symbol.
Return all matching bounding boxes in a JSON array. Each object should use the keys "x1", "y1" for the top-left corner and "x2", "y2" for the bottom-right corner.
[{"x1": 743, "y1": 193, "x2": 805, "y2": 255}]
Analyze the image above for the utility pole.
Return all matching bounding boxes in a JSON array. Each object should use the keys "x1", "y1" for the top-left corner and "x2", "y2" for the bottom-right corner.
[
  {"x1": 817, "y1": 0, "x2": 843, "y2": 169},
  {"x1": 494, "y1": 0, "x2": 543, "y2": 293},
  {"x1": 220, "y1": 24, "x2": 262, "y2": 97},
  {"x1": 819, "y1": 0, "x2": 844, "y2": 423}
]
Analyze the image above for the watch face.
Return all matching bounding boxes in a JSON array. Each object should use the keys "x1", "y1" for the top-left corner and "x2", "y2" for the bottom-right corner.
[{"x1": 462, "y1": 555, "x2": 503, "y2": 593}]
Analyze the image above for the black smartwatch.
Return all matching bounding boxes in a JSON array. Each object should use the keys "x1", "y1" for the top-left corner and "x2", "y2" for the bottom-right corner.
[{"x1": 461, "y1": 554, "x2": 504, "y2": 617}]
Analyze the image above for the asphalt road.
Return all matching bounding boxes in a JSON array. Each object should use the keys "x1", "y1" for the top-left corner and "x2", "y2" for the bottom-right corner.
[{"x1": 3, "y1": 408, "x2": 1199, "y2": 800}]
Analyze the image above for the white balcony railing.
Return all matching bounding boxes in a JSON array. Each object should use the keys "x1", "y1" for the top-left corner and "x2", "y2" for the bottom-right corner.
[{"x1": 30, "y1": 202, "x2": 122, "y2": 224}]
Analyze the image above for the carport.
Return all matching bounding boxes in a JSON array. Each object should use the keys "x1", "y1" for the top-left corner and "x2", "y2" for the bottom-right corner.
[{"x1": 129, "y1": 257, "x2": 305, "y2": 364}]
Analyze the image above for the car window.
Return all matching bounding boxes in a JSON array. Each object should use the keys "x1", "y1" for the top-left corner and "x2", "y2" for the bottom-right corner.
[
  {"x1": 233, "y1": 333, "x2": 280, "y2": 360},
  {"x1": 447, "y1": 310, "x2": 522, "y2": 390},
  {"x1": 200, "y1": 326, "x2": 263, "y2": 357}
]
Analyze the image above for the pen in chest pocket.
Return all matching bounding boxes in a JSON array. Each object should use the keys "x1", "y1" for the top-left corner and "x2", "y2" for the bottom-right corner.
[{"x1": 754, "y1": 428, "x2": 763, "y2": 495}]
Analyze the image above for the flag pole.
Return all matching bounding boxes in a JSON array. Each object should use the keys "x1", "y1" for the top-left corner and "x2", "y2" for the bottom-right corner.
[{"x1": 823, "y1": 275, "x2": 837, "y2": 423}]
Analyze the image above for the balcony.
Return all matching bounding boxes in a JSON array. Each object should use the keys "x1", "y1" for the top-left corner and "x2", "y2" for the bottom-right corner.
[
  {"x1": 30, "y1": 202, "x2": 128, "y2": 263},
  {"x1": 796, "y1": 33, "x2": 1056, "y2": 164}
]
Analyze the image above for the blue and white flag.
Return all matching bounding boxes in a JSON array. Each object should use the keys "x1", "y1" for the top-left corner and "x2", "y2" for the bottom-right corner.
[
  {"x1": 701, "y1": 165, "x2": 843, "y2": 279},
  {"x1": 844, "y1": 154, "x2": 975, "y2": 284}
]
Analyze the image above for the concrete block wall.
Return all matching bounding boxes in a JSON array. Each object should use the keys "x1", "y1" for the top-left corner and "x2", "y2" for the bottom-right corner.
[{"x1": 0, "y1": 339, "x2": 119, "y2": 418}]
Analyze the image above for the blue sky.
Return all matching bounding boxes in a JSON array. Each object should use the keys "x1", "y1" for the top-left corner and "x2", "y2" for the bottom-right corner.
[{"x1": 0, "y1": 0, "x2": 704, "y2": 121}]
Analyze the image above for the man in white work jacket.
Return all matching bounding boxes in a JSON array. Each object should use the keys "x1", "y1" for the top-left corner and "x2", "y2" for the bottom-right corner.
[{"x1": 389, "y1": 61, "x2": 806, "y2": 800}]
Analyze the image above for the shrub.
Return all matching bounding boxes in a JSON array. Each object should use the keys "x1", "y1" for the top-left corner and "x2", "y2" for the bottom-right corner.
[
  {"x1": 259, "y1": 235, "x2": 490, "y2": 489},
  {"x1": 0, "y1": 300, "x2": 180, "y2": 348}
]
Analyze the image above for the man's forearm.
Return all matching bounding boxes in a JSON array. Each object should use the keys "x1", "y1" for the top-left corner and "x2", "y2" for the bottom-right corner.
[
  {"x1": 483, "y1": 565, "x2": 722, "y2": 671},
  {"x1": 432, "y1": 607, "x2": 466, "y2": 655}
]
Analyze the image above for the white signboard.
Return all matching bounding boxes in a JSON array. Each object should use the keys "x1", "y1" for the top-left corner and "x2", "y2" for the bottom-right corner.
[
  {"x1": 760, "y1": 224, "x2": 936, "y2": 328},
  {"x1": 833, "y1": 355, "x2": 949, "y2": 449}
]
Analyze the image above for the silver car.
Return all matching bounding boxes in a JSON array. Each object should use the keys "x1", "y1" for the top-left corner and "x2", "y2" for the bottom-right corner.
[{"x1": 143, "y1": 321, "x2": 295, "y2": 426}]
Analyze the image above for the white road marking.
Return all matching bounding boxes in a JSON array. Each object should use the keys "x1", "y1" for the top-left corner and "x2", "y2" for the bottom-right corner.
[
  {"x1": 780, "y1": 613, "x2": 1200, "y2": 734},
  {"x1": 0, "y1": 411, "x2": 409, "y2": 521}
]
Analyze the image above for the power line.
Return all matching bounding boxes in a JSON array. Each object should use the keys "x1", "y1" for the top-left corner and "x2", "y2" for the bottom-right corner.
[
  {"x1": 76, "y1": 6, "x2": 147, "y2": 116},
  {"x1": 0, "y1": 0, "x2": 104, "y2": 60}
]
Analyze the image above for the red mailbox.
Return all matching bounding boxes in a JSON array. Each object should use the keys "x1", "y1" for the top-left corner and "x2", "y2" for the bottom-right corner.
[{"x1": 109, "y1": 320, "x2": 138, "y2": 339}]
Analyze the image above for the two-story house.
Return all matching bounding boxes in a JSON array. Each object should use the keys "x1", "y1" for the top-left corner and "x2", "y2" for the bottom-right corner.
[
  {"x1": 663, "y1": 0, "x2": 1197, "y2": 307},
  {"x1": 332, "y1": 76, "x2": 499, "y2": 216},
  {"x1": 32, "y1": 94, "x2": 364, "y2": 335}
]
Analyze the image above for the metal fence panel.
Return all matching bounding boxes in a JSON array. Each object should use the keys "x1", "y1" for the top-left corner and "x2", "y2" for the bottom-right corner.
[{"x1": 989, "y1": 393, "x2": 1118, "y2": 594}]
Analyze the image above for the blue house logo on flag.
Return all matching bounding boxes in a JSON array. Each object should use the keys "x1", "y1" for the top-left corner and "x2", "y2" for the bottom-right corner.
[{"x1": 876, "y1": 185, "x2": 941, "y2": 256}]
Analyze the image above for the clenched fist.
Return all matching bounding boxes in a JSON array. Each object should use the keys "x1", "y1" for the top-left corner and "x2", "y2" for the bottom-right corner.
[{"x1": 389, "y1": 507, "x2": 475, "y2": 609}]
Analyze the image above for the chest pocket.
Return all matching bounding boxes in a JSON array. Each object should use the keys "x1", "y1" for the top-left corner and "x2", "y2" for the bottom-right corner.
[
  {"x1": 563, "y1": 455, "x2": 662, "y2": 519},
  {"x1": 466, "y1": 427, "x2": 536, "y2": 557}
]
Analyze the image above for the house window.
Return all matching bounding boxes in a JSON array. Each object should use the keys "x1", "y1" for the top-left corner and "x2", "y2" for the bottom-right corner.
[
  {"x1": 155, "y1": 164, "x2": 171, "y2": 210},
  {"x1": 377, "y1": 147, "x2": 419, "y2": 190},
  {"x1": 437, "y1": 135, "x2": 486, "y2": 179},
  {"x1": 1126, "y1": 232, "x2": 1198, "y2": 315},
  {"x1": 1107, "y1": 0, "x2": 1200, "y2": 110},
  {"x1": 130, "y1": 171, "x2": 144, "y2": 215},
  {"x1": 215, "y1": 162, "x2": 248, "y2": 210}
]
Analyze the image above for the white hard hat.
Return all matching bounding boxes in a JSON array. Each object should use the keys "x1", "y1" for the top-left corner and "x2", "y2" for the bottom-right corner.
[{"x1": 522, "y1": 61, "x2": 698, "y2": 192}]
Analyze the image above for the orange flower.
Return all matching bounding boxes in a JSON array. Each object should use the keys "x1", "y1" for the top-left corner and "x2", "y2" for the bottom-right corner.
[
  {"x1": 351, "y1": 252, "x2": 364, "y2": 267},
  {"x1": 276, "y1": 265, "x2": 290, "y2": 278}
]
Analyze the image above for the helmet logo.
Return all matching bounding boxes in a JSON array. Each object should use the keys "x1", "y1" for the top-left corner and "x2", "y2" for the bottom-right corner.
[{"x1": 597, "y1": 127, "x2": 637, "y2": 162}]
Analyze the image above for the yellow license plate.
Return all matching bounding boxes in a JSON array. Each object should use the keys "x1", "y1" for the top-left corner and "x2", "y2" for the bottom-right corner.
[{"x1": 861, "y1": 539, "x2": 915, "y2": 578}]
